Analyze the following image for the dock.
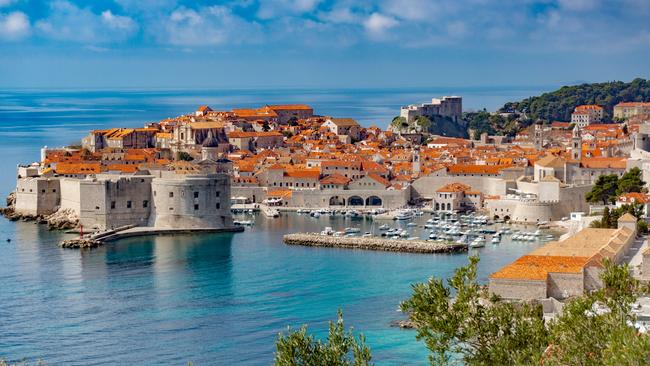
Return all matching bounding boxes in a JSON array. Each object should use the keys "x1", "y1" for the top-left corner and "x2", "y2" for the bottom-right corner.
[{"x1": 283, "y1": 233, "x2": 467, "y2": 254}]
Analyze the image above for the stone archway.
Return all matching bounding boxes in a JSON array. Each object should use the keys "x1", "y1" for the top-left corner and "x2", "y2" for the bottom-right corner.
[
  {"x1": 504, "y1": 215, "x2": 511, "y2": 221},
  {"x1": 329, "y1": 196, "x2": 345, "y2": 206},
  {"x1": 347, "y1": 195, "x2": 364, "y2": 206},
  {"x1": 365, "y1": 195, "x2": 382, "y2": 206}
]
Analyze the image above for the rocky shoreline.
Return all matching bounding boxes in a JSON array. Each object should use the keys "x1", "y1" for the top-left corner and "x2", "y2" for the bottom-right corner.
[
  {"x1": 59, "y1": 238, "x2": 103, "y2": 249},
  {"x1": 283, "y1": 233, "x2": 468, "y2": 254},
  {"x1": 1, "y1": 193, "x2": 79, "y2": 230}
]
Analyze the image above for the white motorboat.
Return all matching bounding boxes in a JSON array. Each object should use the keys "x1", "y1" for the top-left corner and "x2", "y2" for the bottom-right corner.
[
  {"x1": 344, "y1": 227, "x2": 361, "y2": 234},
  {"x1": 379, "y1": 224, "x2": 390, "y2": 230},
  {"x1": 394, "y1": 209, "x2": 414, "y2": 220},
  {"x1": 491, "y1": 236, "x2": 500, "y2": 244},
  {"x1": 406, "y1": 222, "x2": 418, "y2": 227},
  {"x1": 234, "y1": 220, "x2": 254, "y2": 226},
  {"x1": 320, "y1": 227, "x2": 335, "y2": 235},
  {"x1": 470, "y1": 236, "x2": 486, "y2": 248},
  {"x1": 362, "y1": 232, "x2": 372, "y2": 238}
]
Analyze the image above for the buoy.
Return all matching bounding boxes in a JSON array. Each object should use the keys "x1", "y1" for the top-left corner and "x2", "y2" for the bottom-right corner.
[{"x1": 6, "y1": 238, "x2": 11, "y2": 242}]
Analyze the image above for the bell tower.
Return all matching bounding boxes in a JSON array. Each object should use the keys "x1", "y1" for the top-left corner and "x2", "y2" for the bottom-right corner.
[
  {"x1": 571, "y1": 125, "x2": 582, "y2": 161},
  {"x1": 534, "y1": 121, "x2": 544, "y2": 150}
]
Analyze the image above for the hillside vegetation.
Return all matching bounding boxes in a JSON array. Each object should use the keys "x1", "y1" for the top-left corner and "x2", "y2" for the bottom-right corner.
[{"x1": 499, "y1": 78, "x2": 650, "y2": 122}]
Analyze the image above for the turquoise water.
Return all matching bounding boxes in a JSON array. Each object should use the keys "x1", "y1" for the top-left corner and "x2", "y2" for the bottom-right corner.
[
  {"x1": 0, "y1": 88, "x2": 549, "y2": 365},
  {"x1": 0, "y1": 213, "x2": 548, "y2": 365}
]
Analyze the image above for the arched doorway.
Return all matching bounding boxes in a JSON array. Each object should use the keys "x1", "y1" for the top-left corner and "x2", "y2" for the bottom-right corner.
[
  {"x1": 365, "y1": 196, "x2": 382, "y2": 206},
  {"x1": 329, "y1": 196, "x2": 345, "y2": 206},
  {"x1": 347, "y1": 196, "x2": 364, "y2": 206},
  {"x1": 504, "y1": 215, "x2": 510, "y2": 221}
]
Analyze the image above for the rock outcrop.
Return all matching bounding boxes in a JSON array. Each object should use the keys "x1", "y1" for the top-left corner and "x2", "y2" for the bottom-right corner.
[
  {"x1": 59, "y1": 238, "x2": 102, "y2": 249},
  {"x1": 1, "y1": 194, "x2": 79, "y2": 230},
  {"x1": 45, "y1": 208, "x2": 79, "y2": 230}
]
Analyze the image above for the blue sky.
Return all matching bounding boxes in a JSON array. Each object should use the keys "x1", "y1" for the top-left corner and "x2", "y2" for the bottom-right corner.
[{"x1": 0, "y1": 0, "x2": 649, "y2": 89}]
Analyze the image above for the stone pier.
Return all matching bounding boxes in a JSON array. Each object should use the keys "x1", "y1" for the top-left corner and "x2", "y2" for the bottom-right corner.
[{"x1": 283, "y1": 233, "x2": 467, "y2": 254}]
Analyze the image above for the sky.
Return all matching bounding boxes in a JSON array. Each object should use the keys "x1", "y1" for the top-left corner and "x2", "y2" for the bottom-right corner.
[{"x1": 0, "y1": 0, "x2": 649, "y2": 89}]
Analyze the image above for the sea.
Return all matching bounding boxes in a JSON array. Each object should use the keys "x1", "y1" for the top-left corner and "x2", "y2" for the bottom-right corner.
[{"x1": 0, "y1": 87, "x2": 549, "y2": 365}]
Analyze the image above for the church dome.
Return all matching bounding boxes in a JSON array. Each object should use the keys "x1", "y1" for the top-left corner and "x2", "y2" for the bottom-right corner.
[{"x1": 202, "y1": 130, "x2": 219, "y2": 148}]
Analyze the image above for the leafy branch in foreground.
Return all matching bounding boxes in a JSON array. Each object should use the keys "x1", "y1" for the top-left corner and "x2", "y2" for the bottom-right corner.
[
  {"x1": 275, "y1": 257, "x2": 650, "y2": 365},
  {"x1": 274, "y1": 310, "x2": 372, "y2": 366}
]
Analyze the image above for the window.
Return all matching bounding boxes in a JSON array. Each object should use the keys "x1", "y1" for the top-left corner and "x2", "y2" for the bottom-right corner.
[
  {"x1": 216, "y1": 203, "x2": 220, "y2": 209},
  {"x1": 169, "y1": 207, "x2": 174, "y2": 210},
  {"x1": 169, "y1": 192, "x2": 174, "y2": 198},
  {"x1": 216, "y1": 191, "x2": 220, "y2": 197},
  {"x1": 194, "y1": 203, "x2": 199, "y2": 210},
  {"x1": 143, "y1": 200, "x2": 148, "y2": 208},
  {"x1": 127, "y1": 201, "x2": 132, "y2": 208},
  {"x1": 153, "y1": 191, "x2": 156, "y2": 196},
  {"x1": 193, "y1": 191, "x2": 199, "y2": 198},
  {"x1": 52, "y1": 189, "x2": 56, "y2": 193},
  {"x1": 111, "y1": 201, "x2": 116, "y2": 209},
  {"x1": 41, "y1": 189, "x2": 45, "y2": 193},
  {"x1": 95, "y1": 206, "x2": 100, "y2": 210}
]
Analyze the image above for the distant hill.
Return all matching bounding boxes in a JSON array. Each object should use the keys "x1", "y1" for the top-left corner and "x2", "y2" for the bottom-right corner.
[{"x1": 499, "y1": 78, "x2": 650, "y2": 122}]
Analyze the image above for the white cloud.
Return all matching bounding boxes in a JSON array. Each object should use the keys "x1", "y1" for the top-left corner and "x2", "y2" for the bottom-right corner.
[
  {"x1": 363, "y1": 12, "x2": 398, "y2": 39},
  {"x1": 0, "y1": 11, "x2": 29, "y2": 41},
  {"x1": 101, "y1": 10, "x2": 137, "y2": 32},
  {"x1": 257, "y1": 0, "x2": 323, "y2": 19},
  {"x1": 35, "y1": 1, "x2": 137, "y2": 43},
  {"x1": 161, "y1": 6, "x2": 261, "y2": 46}
]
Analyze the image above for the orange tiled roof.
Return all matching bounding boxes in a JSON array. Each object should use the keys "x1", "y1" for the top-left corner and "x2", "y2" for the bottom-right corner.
[
  {"x1": 437, "y1": 182, "x2": 471, "y2": 193},
  {"x1": 320, "y1": 173, "x2": 351, "y2": 185},
  {"x1": 55, "y1": 162, "x2": 102, "y2": 175},
  {"x1": 580, "y1": 157, "x2": 626, "y2": 169},
  {"x1": 490, "y1": 255, "x2": 590, "y2": 281}
]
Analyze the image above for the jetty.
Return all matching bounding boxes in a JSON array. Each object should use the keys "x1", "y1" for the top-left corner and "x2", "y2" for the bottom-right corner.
[{"x1": 283, "y1": 233, "x2": 467, "y2": 254}]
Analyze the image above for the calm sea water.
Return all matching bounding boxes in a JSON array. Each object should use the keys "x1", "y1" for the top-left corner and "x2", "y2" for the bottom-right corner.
[{"x1": 0, "y1": 88, "x2": 548, "y2": 365}]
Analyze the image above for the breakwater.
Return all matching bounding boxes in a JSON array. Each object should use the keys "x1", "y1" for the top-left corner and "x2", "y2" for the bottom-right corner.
[{"x1": 283, "y1": 233, "x2": 467, "y2": 254}]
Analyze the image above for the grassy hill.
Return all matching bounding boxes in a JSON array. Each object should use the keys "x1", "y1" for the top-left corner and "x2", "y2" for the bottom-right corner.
[{"x1": 499, "y1": 78, "x2": 650, "y2": 122}]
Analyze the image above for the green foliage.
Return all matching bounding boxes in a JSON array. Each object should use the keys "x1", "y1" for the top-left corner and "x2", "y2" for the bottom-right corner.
[
  {"x1": 617, "y1": 167, "x2": 646, "y2": 195},
  {"x1": 176, "y1": 151, "x2": 194, "y2": 161},
  {"x1": 400, "y1": 256, "x2": 550, "y2": 365},
  {"x1": 415, "y1": 116, "x2": 432, "y2": 130},
  {"x1": 279, "y1": 258, "x2": 650, "y2": 365},
  {"x1": 274, "y1": 310, "x2": 372, "y2": 366},
  {"x1": 590, "y1": 203, "x2": 644, "y2": 230},
  {"x1": 500, "y1": 78, "x2": 650, "y2": 122},
  {"x1": 586, "y1": 174, "x2": 619, "y2": 204},
  {"x1": 542, "y1": 260, "x2": 647, "y2": 366}
]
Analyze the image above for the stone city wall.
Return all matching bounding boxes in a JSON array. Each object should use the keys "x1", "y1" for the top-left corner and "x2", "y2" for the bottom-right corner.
[{"x1": 488, "y1": 278, "x2": 548, "y2": 300}]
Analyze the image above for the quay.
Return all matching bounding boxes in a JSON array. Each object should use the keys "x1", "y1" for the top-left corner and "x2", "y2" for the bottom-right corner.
[
  {"x1": 283, "y1": 233, "x2": 467, "y2": 254},
  {"x1": 59, "y1": 225, "x2": 244, "y2": 249}
]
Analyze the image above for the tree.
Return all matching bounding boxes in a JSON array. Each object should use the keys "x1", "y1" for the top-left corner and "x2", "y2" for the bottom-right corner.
[
  {"x1": 274, "y1": 310, "x2": 372, "y2": 366},
  {"x1": 616, "y1": 167, "x2": 646, "y2": 195},
  {"x1": 390, "y1": 116, "x2": 408, "y2": 131},
  {"x1": 585, "y1": 174, "x2": 619, "y2": 204},
  {"x1": 176, "y1": 151, "x2": 194, "y2": 161},
  {"x1": 262, "y1": 122, "x2": 271, "y2": 132},
  {"x1": 415, "y1": 116, "x2": 432, "y2": 132},
  {"x1": 277, "y1": 258, "x2": 650, "y2": 365},
  {"x1": 400, "y1": 256, "x2": 549, "y2": 365}
]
